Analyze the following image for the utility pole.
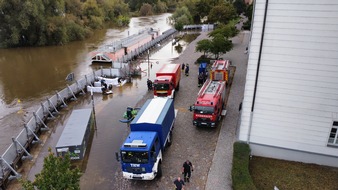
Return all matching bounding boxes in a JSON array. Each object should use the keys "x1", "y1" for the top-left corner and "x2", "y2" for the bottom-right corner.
[
  {"x1": 91, "y1": 89, "x2": 97, "y2": 130},
  {"x1": 147, "y1": 49, "x2": 150, "y2": 78}
]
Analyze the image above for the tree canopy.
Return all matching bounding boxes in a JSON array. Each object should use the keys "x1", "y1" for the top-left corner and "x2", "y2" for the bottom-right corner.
[
  {"x1": 170, "y1": 6, "x2": 193, "y2": 31},
  {"x1": 209, "y1": 20, "x2": 239, "y2": 39},
  {"x1": 0, "y1": 0, "x2": 130, "y2": 48},
  {"x1": 207, "y1": 2, "x2": 237, "y2": 25},
  {"x1": 0, "y1": 0, "x2": 249, "y2": 48},
  {"x1": 196, "y1": 39, "x2": 212, "y2": 56},
  {"x1": 210, "y1": 33, "x2": 233, "y2": 59},
  {"x1": 20, "y1": 148, "x2": 82, "y2": 190},
  {"x1": 195, "y1": 20, "x2": 236, "y2": 59}
]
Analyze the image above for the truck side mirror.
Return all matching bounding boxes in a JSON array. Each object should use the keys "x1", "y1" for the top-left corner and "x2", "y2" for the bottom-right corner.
[
  {"x1": 189, "y1": 106, "x2": 194, "y2": 112},
  {"x1": 115, "y1": 152, "x2": 120, "y2": 162}
]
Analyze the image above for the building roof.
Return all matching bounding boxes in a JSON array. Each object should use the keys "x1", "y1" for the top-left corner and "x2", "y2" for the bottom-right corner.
[{"x1": 56, "y1": 109, "x2": 92, "y2": 148}]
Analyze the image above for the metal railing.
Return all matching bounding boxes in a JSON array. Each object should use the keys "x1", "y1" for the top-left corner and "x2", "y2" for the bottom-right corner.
[{"x1": 0, "y1": 28, "x2": 177, "y2": 189}]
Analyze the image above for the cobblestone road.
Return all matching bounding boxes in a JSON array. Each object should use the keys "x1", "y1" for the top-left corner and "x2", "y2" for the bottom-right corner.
[{"x1": 113, "y1": 29, "x2": 250, "y2": 190}]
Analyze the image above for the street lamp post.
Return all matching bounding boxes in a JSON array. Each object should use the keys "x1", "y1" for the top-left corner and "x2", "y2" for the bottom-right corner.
[{"x1": 147, "y1": 49, "x2": 150, "y2": 78}]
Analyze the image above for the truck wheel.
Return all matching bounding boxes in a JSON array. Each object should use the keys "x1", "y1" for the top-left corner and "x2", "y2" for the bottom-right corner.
[
  {"x1": 157, "y1": 164, "x2": 162, "y2": 178},
  {"x1": 167, "y1": 131, "x2": 173, "y2": 146}
]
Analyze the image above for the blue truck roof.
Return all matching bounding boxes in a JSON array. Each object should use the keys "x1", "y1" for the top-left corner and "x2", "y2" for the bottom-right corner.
[
  {"x1": 121, "y1": 131, "x2": 157, "y2": 151},
  {"x1": 131, "y1": 98, "x2": 173, "y2": 126},
  {"x1": 130, "y1": 98, "x2": 174, "y2": 148}
]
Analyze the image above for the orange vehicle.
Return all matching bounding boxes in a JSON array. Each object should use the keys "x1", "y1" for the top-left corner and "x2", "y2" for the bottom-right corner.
[
  {"x1": 210, "y1": 60, "x2": 231, "y2": 84},
  {"x1": 153, "y1": 64, "x2": 181, "y2": 98},
  {"x1": 190, "y1": 79, "x2": 226, "y2": 127}
]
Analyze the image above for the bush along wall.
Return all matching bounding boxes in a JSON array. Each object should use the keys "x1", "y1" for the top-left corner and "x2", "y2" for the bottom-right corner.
[{"x1": 232, "y1": 142, "x2": 257, "y2": 190}]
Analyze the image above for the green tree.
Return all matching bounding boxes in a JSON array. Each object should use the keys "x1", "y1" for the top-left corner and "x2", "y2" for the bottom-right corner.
[
  {"x1": 245, "y1": 3, "x2": 253, "y2": 22},
  {"x1": 153, "y1": 0, "x2": 168, "y2": 14},
  {"x1": 208, "y1": 2, "x2": 237, "y2": 24},
  {"x1": 195, "y1": 39, "x2": 212, "y2": 56},
  {"x1": 170, "y1": 6, "x2": 193, "y2": 31},
  {"x1": 210, "y1": 33, "x2": 233, "y2": 59},
  {"x1": 139, "y1": 3, "x2": 153, "y2": 16},
  {"x1": 209, "y1": 20, "x2": 239, "y2": 39},
  {"x1": 195, "y1": 0, "x2": 212, "y2": 23},
  {"x1": 117, "y1": 15, "x2": 131, "y2": 27},
  {"x1": 233, "y1": 0, "x2": 247, "y2": 15},
  {"x1": 99, "y1": 0, "x2": 130, "y2": 22},
  {"x1": 83, "y1": 0, "x2": 104, "y2": 29},
  {"x1": 65, "y1": 0, "x2": 83, "y2": 16},
  {"x1": 21, "y1": 148, "x2": 82, "y2": 190},
  {"x1": 0, "y1": 0, "x2": 131, "y2": 47}
]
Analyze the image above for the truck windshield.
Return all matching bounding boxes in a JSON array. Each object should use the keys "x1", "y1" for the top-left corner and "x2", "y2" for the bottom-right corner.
[
  {"x1": 154, "y1": 83, "x2": 169, "y2": 91},
  {"x1": 121, "y1": 151, "x2": 149, "y2": 163},
  {"x1": 194, "y1": 106, "x2": 214, "y2": 114}
]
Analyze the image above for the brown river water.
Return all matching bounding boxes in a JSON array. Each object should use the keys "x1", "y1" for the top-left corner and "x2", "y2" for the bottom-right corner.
[{"x1": 0, "y1": 13, "x2": 185, "y2": 154}]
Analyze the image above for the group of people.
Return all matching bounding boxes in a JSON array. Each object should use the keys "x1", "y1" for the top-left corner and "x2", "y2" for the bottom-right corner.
[
  {"x1": 181, "y1": 63, "x2": 190, "y2": 76},
  {"x1": 100, "y1": 79, "x2": 113, "y2": 94},
  {"x1": 174, "y1": 160, "x2": 194, "y2": 190}
]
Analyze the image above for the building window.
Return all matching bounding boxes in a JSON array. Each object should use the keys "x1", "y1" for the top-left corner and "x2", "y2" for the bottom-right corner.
[{"x1": 328, "y1": 121, "x2": 338, "y2": 146}]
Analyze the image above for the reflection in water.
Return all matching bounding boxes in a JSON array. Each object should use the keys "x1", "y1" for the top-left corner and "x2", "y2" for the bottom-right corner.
[
  {"x1": 175, "y1": 44, "x2": 184, "y2": 53},
  {"x1": 102, "y1": 94, "x2": 113, "y2": 101}
]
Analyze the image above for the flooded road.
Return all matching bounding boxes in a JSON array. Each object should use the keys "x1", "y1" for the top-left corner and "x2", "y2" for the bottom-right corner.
[
  {"x1": 0, "y1": 13, "x2": 175, "y2": 154},
  {"x1": 21, "y1": 29, "x2": 190, "y2": 190},
  {"x1": 0, "y1": 12, "x2": 199, "y2": 189}
]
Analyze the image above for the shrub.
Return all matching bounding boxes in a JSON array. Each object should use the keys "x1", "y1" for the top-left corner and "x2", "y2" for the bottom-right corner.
[
  {"x1": 196, "y1": 55, "x2": 211, "y2": 64},
  {"x1": 232, "y1": 142, "x2": 256, "y2": 190},
  {"x1": 242, "y1": 20, "x2": 251, "y2": 30}
]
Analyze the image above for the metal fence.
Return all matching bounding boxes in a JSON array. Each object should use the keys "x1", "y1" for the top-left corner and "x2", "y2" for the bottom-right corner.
[{"x1": 0, "y1": 28, "x2": 177, "y2": 189}]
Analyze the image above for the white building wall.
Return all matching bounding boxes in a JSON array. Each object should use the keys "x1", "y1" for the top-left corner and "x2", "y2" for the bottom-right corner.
[{"x1": 239, "y1": 0, "x2": 338, "y2": 166}]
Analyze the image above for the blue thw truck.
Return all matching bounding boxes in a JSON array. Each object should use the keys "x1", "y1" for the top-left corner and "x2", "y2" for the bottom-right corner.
[{"x1": 116, "y1": 98, "x2": 176, "y2": 180}]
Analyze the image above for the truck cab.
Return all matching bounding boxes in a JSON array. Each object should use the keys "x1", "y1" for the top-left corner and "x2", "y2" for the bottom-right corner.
[
  {"x1": 116, "y1": 98, "x2": 175, "y2": 180},
  {"x1": 190, "y1": 80, "x2": 226, "y2": 127},
  {"x1": 153, "y1": 64, "x2": 181, "y2": 99},
  {"x1": 192, "y1": 100, "x2": 223, "y2": 127},
  {"x1": 153, "y1": 76, "x2": 175, "y2": 98},
  {"x1": 119, "y1": 132, "x2": 162, "y2": 180}
]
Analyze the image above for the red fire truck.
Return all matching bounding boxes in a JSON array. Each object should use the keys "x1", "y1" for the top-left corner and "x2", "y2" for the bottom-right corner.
[
  {"x1": 153, "y1": 64, "x2": 181, "y2": 98},
  {"x1": 190, "y1": 79, "x2": 226, "y2": 127},
  {"x1": 210, "y1": 59, "x2": 231, "y2": 84}
]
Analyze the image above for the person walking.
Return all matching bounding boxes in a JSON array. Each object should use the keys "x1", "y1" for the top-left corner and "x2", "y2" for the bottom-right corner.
[
  {"x1": 198, "y1": 72, "x2": 204, "y2": 87},
  {"x1": 174, "y1": 177, "x2": 185, "y2": 190},
  {"x1": 181, "y1": 63, "x2": 185, "y2": 71},
  {"x1": 182, "y1": 160, "x2": 194, "y2": 182},
  {"x1": 185, "y1": 64, "x2": 189, "y2": 76}
]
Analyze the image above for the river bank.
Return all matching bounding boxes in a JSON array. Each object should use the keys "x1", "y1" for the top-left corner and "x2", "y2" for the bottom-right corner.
[
  {"x1": 7, "y1": 25, "x2": 248, "y2": 189},
  {"x1": 0, "y1": 13, "x2": 173, "y2": 155}
]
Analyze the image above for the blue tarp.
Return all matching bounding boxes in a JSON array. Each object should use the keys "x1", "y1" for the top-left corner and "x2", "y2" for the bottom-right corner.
[{"x1": 199, "y1": 62, "x2": 207, "y2": 74}]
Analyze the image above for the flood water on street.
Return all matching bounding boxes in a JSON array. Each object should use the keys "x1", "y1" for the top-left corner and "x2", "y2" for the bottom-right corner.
[
  {"x1": 1, "y1": 12, "x2": 198, "y2": 190},
  {"x1": 0, "y1": 13, "x2": 178, "y2": 154}
]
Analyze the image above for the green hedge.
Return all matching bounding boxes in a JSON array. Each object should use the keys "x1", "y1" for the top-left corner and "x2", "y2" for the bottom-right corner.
[{"x1": 232, "y1": 142, "x2": 257, "y2": 190}]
